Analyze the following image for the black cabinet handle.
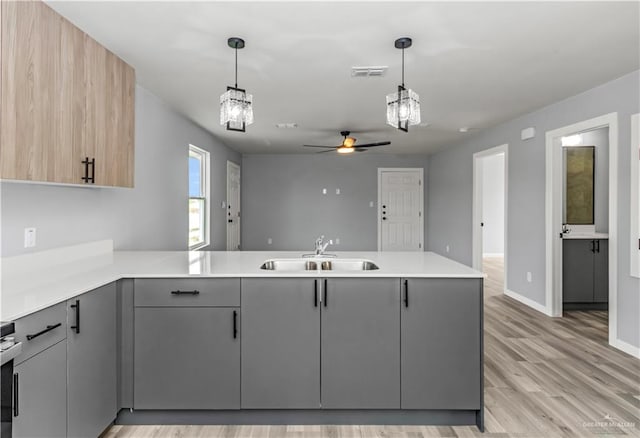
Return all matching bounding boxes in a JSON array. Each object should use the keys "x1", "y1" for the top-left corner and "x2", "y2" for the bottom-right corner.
[
  {"x1": 89, "y1": 158, "x2": 95, "y2": 184},
  {"x1": 13, "y1": 373, "x2": 18, "y2": 417},
  {"x1": 171, "y1": 290, "x2": 200, "y2": 295},
  {"x1": 323, "y1": 279, "x2": 328, "y2": 307},
  {"x1": 596, "y1": 240, "x2": 600, "y2": 253},
  {"x1": 26, "y1": 323, "x2": 62, "y2": 341},
  {"x1": 314, "y1": 279, "x2": 318, "y2": 307},
  {"x1": 70, "y1": 300, "x2": 80, "y2": 334},
  {"x1": 404, "y1": 280, "x2": 409, "y2": 307},
  {"x1": 590, "y1": 240, "x2": 595, "y2": 253},
  {"x1": 233, "y1": 310, "x2": 238, "y2": 339},
  {"x1": 81, "y1": 157, "x2": 90, "y2": 183}
]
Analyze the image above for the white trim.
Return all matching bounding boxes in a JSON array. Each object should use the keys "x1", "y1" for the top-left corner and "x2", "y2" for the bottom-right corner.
[
  {"x1": 505, "y1": 289, "x2": 553, "y2": 316},
  {"x1": 630, "y1": 113, "x2": 640, "y2": 278},
  {"x1": 472, "y1": 144, "x2": 508, "y2": 295},
  {"x1": 545, "y1": 113, "x2": 620, "y2": 350},
  {"x1": 377, "y1": 168, "x2": 424, "y2": 251},
  {"x1": 482, "y1": 253, "x2": 505, "y2": 258},
  {"x1": 610, "y1": 337, "x2": 640, "y2": 359},
  {"x1": 188, "y1": 144, "x2": 211, "y2": 251}
]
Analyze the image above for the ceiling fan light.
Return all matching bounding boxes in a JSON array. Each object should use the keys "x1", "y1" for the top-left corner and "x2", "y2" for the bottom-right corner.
[
  {"x1": 343, "y1": 137, "x2": 356, "y2": 148},
  {"x1": 337, "y1": 146, "x2": 354, "y2": 154}
]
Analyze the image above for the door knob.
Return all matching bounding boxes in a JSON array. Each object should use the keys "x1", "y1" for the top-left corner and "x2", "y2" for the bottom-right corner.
[
  {"x1": 228, "y1": 219, "x2": 233, "y2": 223},
  {"x1": 382, "y1": 217, "x2": 387, "y2": 221}
]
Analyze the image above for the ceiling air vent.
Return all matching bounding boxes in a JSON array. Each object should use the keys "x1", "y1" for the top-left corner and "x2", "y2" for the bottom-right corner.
[{"x1": 351, "y1": 66, "x2": 388, "y2": 78}]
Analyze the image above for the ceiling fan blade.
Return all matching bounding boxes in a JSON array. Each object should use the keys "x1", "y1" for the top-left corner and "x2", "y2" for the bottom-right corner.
[
  {"x1": 315, "y1": 149, "x2": 335, "y2": 154},
  {"x1": 303, "y1": 145, "x2": 337, "y2": 148},
  {"x1": 354, "y1": 148, "x2": 368, "y2": 152},
  {"x1": 355, "y1": 141, "x2": 391, "y2": 148}
]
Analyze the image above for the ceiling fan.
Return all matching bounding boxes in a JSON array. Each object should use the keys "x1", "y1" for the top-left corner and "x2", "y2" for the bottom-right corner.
[{"x1": 303, "y1": 131, "x2": 391, "y2": 154}]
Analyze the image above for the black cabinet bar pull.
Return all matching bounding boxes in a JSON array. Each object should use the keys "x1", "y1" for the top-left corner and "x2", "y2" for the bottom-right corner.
[
  {"x1": 70, "y1": 300, "x2": 80, "y2": 334},
  {"x1": 81, "y1": 157, "x2": 90, "y2": 183},
  {"x1": 323, "y1": 279, "x2": 328, "y2": 307},
  {"x1": 232, "y1": 311, "x2": 238, "y2": 339},
  {"x1": 590, "y1": 240, "x2": 595, "y2": 253},
  {"x1": 26, "y1": 323, "x2": 62, "y2": 341},
  {"x1": 89, "y1": 158, "x2": 95, "y2": 184},
  {"x1": 170, "y1": 290, "x2": 200, "y2": 295},
  {"x1": 314, "y1": 279, "x2": 318, "y2": 307},
  {"x1": 404, "y1": 280, "x2": 409, "y2": 307},
  {"x1": 596, "y1": 240, "x2": 600, "y2": 253},
  {"x1": 13, "y1": 373, "x2": 18, "y2": 417}
]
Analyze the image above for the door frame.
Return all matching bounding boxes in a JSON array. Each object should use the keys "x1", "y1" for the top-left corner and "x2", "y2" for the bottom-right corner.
[
  {"x1": 544, "y1": 113, "x2": 618, "y2": 341},
  {"x1": 377, "y1": 168, "x2": 424, "y2": 251},
  {"x1": 472, "y1": 144, "x2": 508, "y2": 294},
  {"x1": 226, "y1": 160, "x2": 241, "y2": 251}
]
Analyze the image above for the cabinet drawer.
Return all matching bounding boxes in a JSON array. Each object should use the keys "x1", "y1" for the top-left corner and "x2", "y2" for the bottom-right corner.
[
  {"x1": 134, "y1": 278, "x2": 240, "y2": 307},
  {"x1": 14, "y1": 302, "x2": 67, "y2": 365}
]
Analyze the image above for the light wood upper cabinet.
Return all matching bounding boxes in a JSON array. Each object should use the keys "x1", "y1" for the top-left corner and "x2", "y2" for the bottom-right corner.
[{"x1": 0, "y1": 0, "x2": 135, "y2": 187}]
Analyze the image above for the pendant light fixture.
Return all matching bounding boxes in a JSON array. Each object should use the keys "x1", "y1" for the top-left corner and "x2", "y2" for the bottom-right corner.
[
  {"x1": 220, "y1": 37, "x2": 253, "y2": 132},
  {"x1": 386, "y1": 37, "x2": 420, "y2": 132}
]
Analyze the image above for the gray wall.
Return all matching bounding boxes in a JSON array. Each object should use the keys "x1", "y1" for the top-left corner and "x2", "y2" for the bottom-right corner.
[
  {"x1": 481, "y1": 153, "x2": 505, "y2": 255},
  {"x1": 241, "y1": 154, "x2": 429, "y2": 251},
  {"x1": 427, "y1": 70, "x2": 640, "y2": 349},
  {"x1": 0, "y1": 85, "x2": 240, "y2": 256}
]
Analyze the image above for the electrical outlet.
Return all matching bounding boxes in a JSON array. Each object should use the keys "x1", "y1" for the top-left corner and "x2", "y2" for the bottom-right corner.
[
  {"x1": 527, "y1": 272, "x2": 532, "y2": 283},
  {"x1": 335, "y1": 238, "x2": 340, "y2": 245},
  {"x1": 322, "y1": 188, "x2": 327, "y2": 195},
  {"x1": 446, "y1": 245, "x2": 450, "y2": 253},
  {"x1": 336, "y1": 188, "x2": 340, "y2": 195},
  {"x1": 369, "y1": 201, "x2": 374, "y2": 208},
  {"x1": 24, "y1": 228, "x2": 36, "y2": 248},
  {"x1": 267, "y1": 238, "x2": 273, "y2": 245}
]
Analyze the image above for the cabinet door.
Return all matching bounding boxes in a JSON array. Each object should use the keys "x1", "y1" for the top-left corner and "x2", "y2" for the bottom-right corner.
[
  {"x1": 562, "y1": 239, "x2": 595, "y2": 303},
  {"x1": 401, "y1": 278, "x2": 482, "y2": 409},
  {"x1": 13, "y1": 340, "x2": 67, "y2": 438},
  {"x1": 594, "y1": 240, "x2": 609, "y2": 302},
  {"x1": 84, "y1": 35, "x2": 135, "y2": 188},
  {"x1": 241, "y1": 278, "x2": 320, "y2": 408},
  {"x1": 0, "y1": 1, "x2": 77, "y2": 183},
  {"x1": 67, "y1": 283, "x2": 117, "y2": 438},
  {"x1": 134, "y1": 307, "x2": 240, "y2": 409},
  {"x1": 321, "y1": 278, "x2": 400, "y2": 409}
]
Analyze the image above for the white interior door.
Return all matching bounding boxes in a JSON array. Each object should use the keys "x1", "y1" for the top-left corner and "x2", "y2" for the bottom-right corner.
[
  {"x1": 226, "y1": 161, "x2": 241, "y2": 251},
  {"x1": 378, "y1": 169, "x2": 423, "y2": 251}
]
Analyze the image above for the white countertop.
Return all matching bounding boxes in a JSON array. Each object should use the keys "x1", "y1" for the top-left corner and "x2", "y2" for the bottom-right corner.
[
  {"x1": 562, "y1": 232, "x2": 609, "y2": 240},
  {"x1": 1, "y1": 243, "x2": 483, "y2": 321}
]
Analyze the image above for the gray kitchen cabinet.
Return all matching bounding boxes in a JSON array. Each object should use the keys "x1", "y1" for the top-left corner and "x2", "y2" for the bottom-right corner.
[
  {"x1": 13, "y1": 340, "x2": 67, "y2": 438},
  {"x1": 321, "y1": 278, "x2": 400, "y2": 409},
  {"x1": 241, "y1": 278, "x2": 320, "y2": 408},
  {"x1": 563, "y1": 239, "x2": 608, "y2": 305},
  {"x1": 134, "y1": 307, "x2": 240, "y2": 409},
  {"x1": 67, "y1": 282, "x2": 117, "y2": 438},
  {"x1": 401, "y1": 278, "x2": 482, "y2": 409}
]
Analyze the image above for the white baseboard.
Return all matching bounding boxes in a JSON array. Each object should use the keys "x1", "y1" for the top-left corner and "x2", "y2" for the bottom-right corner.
[
  {"x1": 505, "y1": 289, "x2": 554, "y2": 316},
  {"x1": 482, "y1": 252, "x2": 504, "y2": 258},
  {"x1": 610, "y1": 337, "x2": 640, "y2": 359}
]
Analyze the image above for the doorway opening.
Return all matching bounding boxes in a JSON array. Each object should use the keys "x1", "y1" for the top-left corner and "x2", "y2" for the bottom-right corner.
[
  {"x1": 226, "y1": 161, "x2": 241, "y2": 251},
  {"x1": 377, "y1": 168, "x2": 424, "y2": 251},
  {"x1": 545, "y1": 113, "x2": 619, "y2": 350},
  {"x1": 472, "y1": 145, "x2": 508, "y2": 297}
]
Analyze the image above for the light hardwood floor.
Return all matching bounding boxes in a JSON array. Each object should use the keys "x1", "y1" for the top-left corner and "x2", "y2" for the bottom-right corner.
[{"x1": 106, "y1": 260, "x2": 639, "y2": 438}]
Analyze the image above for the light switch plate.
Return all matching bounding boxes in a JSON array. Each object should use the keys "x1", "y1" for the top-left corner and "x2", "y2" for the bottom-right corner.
[{"x1": 24, "y1": 228, "x2": 36, "y2": 248}]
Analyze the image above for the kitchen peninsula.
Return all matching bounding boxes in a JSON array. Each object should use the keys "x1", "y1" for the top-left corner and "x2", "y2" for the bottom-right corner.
[{"x1": 1, "y1": 241, "x2": 484, "y2": 436}]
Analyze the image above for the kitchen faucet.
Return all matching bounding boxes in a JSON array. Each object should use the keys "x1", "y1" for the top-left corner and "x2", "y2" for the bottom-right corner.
[{"x1": 303, "y1": 235, "x2": 336, "y2": 258}]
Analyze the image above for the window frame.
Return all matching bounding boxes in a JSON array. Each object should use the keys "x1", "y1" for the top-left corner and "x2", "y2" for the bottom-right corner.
[{"x1": 188, "y1": 144, "x2": 210, "y2": 251}]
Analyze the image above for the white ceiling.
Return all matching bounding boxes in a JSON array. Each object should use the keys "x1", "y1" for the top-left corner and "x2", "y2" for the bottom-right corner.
[{"x1": 47, "y1": 1, "x2": 640, "y2": 155}]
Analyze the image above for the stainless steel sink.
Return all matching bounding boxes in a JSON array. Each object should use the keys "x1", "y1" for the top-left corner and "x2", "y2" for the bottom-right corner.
[
  {"x1": 260, "y1": 259, "x2": 318, "y2": 271},
  {"x1": 320, "y1": 259, "x2": 379, "y2": 271}
]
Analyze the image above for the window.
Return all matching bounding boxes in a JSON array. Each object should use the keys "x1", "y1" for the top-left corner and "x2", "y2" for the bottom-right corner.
[{"x1": 189, "y1": 145, "x2": 210, "y2": 250}]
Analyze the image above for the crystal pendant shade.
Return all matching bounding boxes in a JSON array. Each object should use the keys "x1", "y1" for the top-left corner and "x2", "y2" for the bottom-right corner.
[
  {"x1": 220, "y1": 87, "x2": 253, "y2": 131},
  {"x1": 386, "y1": 86, "x2": 420, "y2": 130}
]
